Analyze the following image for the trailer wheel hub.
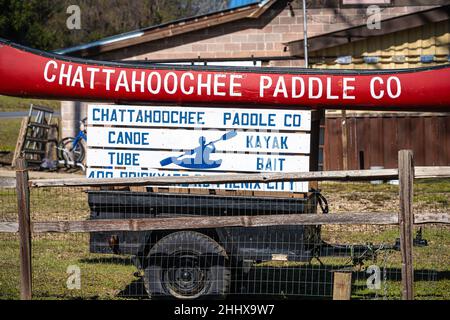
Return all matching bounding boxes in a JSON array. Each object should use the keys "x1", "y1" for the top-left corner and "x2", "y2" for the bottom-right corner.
[{"x1": 164, "y1": 255, "x2": 208, "y2": 298}]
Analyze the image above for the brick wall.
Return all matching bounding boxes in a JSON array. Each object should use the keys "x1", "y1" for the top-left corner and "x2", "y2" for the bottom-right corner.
[
  {"x1": 61, "y1": 0, "x2": 438, "y2": 138},
  {"x1": 93, "y1": 1, "x2": 436, "y2": 63},
  {"x1": 61, "y1": 101, "x2": 87, "y2": 138}
]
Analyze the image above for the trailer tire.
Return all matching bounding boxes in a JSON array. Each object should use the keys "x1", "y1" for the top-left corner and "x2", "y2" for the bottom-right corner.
[{"x1": 144, "y1": 231, "x2": 230, "y2": 300}]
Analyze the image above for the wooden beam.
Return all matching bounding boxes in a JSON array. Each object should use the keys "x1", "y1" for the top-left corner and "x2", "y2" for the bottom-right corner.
[
  {"x1": 15, "y1": 157, "x2": 32, "y2": 300},
  {"x1": 28, "y1": 166, "x2": 450, "y2": 188},
  {"x1": 0, "y1": 222, "x2": 19, "y2": 232},
  {"x1": 0, "y1": 177, "x2": 16, "y2": 188},
  {"x1": 0, "y1": 213, "x2": 447, "y2": 234},
  {"x1": 333, "y1": 272, "x2": 352, "y2": 300},
  {"x1": 398, "y1": 150, "x2": 414, "y2": 300},
  {"x1": 29, "y1": 169, "x2": 400, "y2": 188},
  {"x1": 414, "y1": 213, "x2": 450, "y2": 224},
  {"x1": 30, "y1": 213, "x2": 399, "y2": 233},
  {"x1": 414, "y1": 166, "x2": 450, "y2": 179}
]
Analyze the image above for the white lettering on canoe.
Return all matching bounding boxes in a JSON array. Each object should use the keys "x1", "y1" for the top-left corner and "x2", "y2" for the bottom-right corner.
[
  {"x1": 44, "y1": 60, "x2": 58, "y2": 83},
  {"x1": 42, "y1": 60, "x2": 403, "y2": 101},
  {"x1": 370, "y1": 76, "x2": 401, "y2": 99}
]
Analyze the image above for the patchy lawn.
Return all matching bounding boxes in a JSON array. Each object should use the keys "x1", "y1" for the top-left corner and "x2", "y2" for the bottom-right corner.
[
  {"x1": 0, "y1": 234, "x2": 136, "y2": 300},
  {"x1": 0, "y1": 180, "x2": 448, "y2": 300},
  {"x1": 0, "y1": 115, "x2": 60, "y2": 164},
  {"x1": 0, "y1": 95, "x2": 60, "y2": 112},
  {"x1": 0, "y1": 118, "x2": 21, "y2": 152}
]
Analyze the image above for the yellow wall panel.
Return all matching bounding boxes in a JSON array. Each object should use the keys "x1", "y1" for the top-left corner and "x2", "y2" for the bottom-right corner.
[
  {"x1": 311, "y1": 20, "x2": 449, "y2": 69},
  {"x1": 435, "y1": 20, "x2": 449, "y2": 56}
]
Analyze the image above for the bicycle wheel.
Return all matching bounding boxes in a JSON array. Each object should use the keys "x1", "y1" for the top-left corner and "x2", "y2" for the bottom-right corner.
[{"x1": 57, "y1": 137, "x2": 85, "y2": 163}]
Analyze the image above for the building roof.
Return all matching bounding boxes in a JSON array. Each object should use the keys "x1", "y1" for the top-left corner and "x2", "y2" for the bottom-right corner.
[
  {"x1": 56, "y1": 0, "x2": 275, "y2": 57},
  {"x1": 229, "y1": 0, "x2": 260, "y2": 8},
  {"x1": 286, "y1": 5, "x2": 450, "y2": 57}
]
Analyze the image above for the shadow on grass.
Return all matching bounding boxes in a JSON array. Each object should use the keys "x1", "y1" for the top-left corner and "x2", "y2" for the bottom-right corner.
[
  {"x1": 97, "y1": 262, "x2": 450, "y2": 300},
  {"x1": 117, "y1": 264, "x2": 450, "y2": 300},
  {"x1": 118, "y1": 277, "x2": 148, "y2": 299}
]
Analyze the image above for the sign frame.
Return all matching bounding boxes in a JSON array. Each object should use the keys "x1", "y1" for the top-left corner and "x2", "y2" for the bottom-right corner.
[{"x1": 86, "y1": 104, "x2": 319, "y2": 194}]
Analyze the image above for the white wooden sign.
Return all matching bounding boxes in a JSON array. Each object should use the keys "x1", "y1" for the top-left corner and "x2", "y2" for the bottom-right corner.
[
  {"x1": 88, "y1": 149, "x2": 309, "y2": 172},
  {"x1": 87, "y1": 127, "x2": 311, "y2": 154},
  {"x1": 88, "y1": 104, "x2": 311, "y2": 131},
  {"x1": 87, "y1": 168, "x2": 308, "y2": 193},
  {"x1": 87, "y1": 104, "x2": 312, "y2": 193}
]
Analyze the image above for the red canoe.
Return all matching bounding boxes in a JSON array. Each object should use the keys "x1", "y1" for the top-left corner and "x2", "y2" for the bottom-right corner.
[{"x1": 0, "y1": 38, "x2": 449, "y2": 111}]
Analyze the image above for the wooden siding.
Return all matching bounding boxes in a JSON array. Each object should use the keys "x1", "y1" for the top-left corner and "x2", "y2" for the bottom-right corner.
[
  {"x1": 314, "y1": 20, "x2": 450, "y2": 170},
  {"x1": 324, "y1": 114, "x2": 450, "y2": 170}
]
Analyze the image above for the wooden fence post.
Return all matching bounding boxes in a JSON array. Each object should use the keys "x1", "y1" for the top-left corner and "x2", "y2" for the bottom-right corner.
[
  {"x1": 12, "y1": 117, "x2": 30, "y2": 168},
  {"x1": 16, "y1": 157, "x2": 32, "y2": 300},
  {"x1": 333, "y1": 272, "x2": 352, "y2": 300},
  {"x1": 398, "y1": 150, "x2": 414, "y2": 300}
]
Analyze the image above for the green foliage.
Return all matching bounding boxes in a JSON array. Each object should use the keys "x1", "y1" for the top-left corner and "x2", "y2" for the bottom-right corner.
[
  {"x1": 0, "y1": 0, "x2": 59, "y2": 49},
  {"x1": 0, "y1": 0, "x2": 228, "y2": 51}
]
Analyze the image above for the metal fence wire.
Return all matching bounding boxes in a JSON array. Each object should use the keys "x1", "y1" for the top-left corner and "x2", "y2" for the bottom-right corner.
[
  {"x1": 1, "y1": 173, "x2": 448, "y2": 300},
  {"x1": 412, "y1": 179, "x2": 450, "y2": 300},
  {"x1": 0, "y1": 187, "x2": 20, "y2": 299}
]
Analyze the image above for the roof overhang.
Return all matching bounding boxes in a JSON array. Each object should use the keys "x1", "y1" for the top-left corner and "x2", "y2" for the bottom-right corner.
[
  {"x1": 57, "y1": 0, "x2": 277, "y2": 57},
  {"x1": 287, "y1": 5, "x2": 450, "y2": 57}
]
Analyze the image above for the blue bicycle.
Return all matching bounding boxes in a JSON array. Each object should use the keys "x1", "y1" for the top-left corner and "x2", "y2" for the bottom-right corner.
[{"x1": 57, "y1": 117, "x2": 87, "y2": 163}]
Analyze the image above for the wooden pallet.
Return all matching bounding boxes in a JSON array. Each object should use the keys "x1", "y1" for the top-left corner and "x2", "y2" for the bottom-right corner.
[{"x1": 12, "y1": 105, "x2": 56, "y2": 169}]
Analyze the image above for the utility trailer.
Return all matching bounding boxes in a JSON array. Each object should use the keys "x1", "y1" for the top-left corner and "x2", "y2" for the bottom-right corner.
[
  {"x1": 88, "y1": 189, "x2": 423, "y2": 299},
  {"x1": 88, "y1": 190, "x2": 324, "y2": 298}
]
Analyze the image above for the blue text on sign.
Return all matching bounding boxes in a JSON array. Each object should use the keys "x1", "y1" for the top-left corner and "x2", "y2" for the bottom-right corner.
[
  {"x1": 108, "y1": 130, "x2": 150, "y2": 146},
  {"x1": 107, "y1": 152, "x2": 140, "y2": 166},
  {"x1": 92, "y1": 108, "x2": 205, "y2": 125}
]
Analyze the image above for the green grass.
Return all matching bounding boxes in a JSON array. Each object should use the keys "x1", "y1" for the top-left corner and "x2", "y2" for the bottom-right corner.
[
  {"x1": 257, "y1": 226, "x2": 450, "y2": 300},
  {"x1": 0, "y1": 180, "x2": 449, "y2": 300},
  {"x1": 1, "y1": 229, "x2": 447, "y2": 300},
  {"x1": 0, "y1": 234, "x2": 136, "y2": 300},
  {"x1": 0, "y1": 118, "x2": 21, "y2": 152},
  {"x1": 413, "y1": 179, "x2": 450, "y2": 207},
  {"x1": 0, "y1": 95, "x2": 60, "y2": 153},
  {"x1": 0, "y1": 95, "x2": 59, "y2": 162},
  {"x1": 0, "y1": 95, "x2": 60, "y2": 112},
  {"x1": 320, "y1": 179, "x2": 450, "y2": 213}
]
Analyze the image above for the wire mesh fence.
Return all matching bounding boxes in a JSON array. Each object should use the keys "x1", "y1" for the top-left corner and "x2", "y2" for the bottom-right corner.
[
  {"x1": 0, "y1": 168, "x2": 449, "y2": 300},
  {"x1": 0, "y1": 186, "x2": 20, "y2": 300},
  {"x1": 412, "y1": 178, "x2": 450, "y2": 300}
]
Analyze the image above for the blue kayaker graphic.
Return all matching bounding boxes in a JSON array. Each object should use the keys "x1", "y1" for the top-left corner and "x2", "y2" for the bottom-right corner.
[{"x1": 160, "y1": 131, "x2": 237, "y2": 169}]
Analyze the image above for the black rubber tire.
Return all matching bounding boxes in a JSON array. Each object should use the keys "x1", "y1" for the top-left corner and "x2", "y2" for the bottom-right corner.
[
  {"x1": 57, "y1": 137, "x2": 85, "y2": 162},
  {"x1": 144, "y1": 231, "x2": 230, "y2": 300}
]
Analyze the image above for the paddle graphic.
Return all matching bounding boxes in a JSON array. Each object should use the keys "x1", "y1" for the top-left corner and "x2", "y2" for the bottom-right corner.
[{"x1": 160, "y1": 131, "x2": 237, "y2": 167}]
